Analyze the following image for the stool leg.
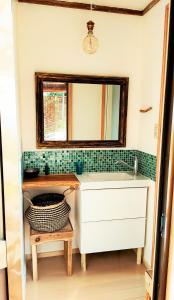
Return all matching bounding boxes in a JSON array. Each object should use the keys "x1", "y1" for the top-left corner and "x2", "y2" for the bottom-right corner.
[
  {"x1": 81, "y1": 254, "x2": 86, "y2": 271},
  {"x1": 66, "y1": 240, "x2": 72, "y2": 276},
  {"x1": 31, "y1": 244, "x2": 38, "y2": 281},
  {"x1": 137, "y1": 248, "x2": 142, "y2": 265},
  {"x1": 64, "y1": 241, "x2": 68, "y2": 260}
]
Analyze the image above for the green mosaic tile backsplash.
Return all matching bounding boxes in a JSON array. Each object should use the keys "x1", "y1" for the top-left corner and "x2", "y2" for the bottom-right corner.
[
  {"x1": 134, "y1": 150, "x2": 157, "y2": 181},
  {"x1": 23, "y1": 150, "x2": 157, "y2": 181}
]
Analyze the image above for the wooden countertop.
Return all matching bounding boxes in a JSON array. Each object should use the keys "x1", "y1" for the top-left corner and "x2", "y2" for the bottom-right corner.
[{"x1": 23, "y1": 174, "x2": 80, "y2": 190}]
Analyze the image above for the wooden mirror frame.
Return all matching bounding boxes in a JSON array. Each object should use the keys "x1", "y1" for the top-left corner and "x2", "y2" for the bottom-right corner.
[{"x1": 36, "y1": 72, "x2": 129, "y2": 148}]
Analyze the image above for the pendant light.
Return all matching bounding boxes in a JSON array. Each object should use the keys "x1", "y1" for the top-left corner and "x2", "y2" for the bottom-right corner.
[{"x1": 83, "y1": 2, "x2": 99, "y2": 54}]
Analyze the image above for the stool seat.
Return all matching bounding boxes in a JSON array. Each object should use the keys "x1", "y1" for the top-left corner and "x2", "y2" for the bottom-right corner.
[
  {"x1": 30, "y1": 219, "x2": 73, "y2": 281},
  {"x1": 30, "y1": 221, "x2": 73, "y2": 244}
]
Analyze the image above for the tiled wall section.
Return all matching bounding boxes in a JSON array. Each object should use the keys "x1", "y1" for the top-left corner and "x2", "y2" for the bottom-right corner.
[
  {"x1": 134, "y1": 150, "x2": 157, "y2": 181},
  {"x1": 23, "y1": 150, "x2": 157, "y2": 181}
]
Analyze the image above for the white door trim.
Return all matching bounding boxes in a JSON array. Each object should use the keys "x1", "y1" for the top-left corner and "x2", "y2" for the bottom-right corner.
[{"x1": 0, "y1": 240, "x2": 7, "y2": 269}]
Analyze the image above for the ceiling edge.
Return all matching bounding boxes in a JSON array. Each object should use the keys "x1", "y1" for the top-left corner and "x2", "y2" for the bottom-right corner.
[{"x1": 18, "y1": 0, "x2": 161, "y2": 16}]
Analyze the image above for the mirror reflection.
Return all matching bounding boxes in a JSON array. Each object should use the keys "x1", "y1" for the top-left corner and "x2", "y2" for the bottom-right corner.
[
  {"x1": 43, "y1": 82, "x2": 68, "y2": 141},
  {"x1": 43, "y1": 82, "x2": 121, "y2": 142}
]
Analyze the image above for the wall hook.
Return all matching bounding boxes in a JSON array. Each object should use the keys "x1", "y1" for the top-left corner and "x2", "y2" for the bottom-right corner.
[{"x1": 139, "y1": 107, "x2": 152, "y2": 113}]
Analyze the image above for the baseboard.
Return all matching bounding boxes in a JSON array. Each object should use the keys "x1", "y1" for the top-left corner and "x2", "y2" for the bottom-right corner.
[
  {"x1": 26, "y1": 248, "x2": 152, "y2": 269},
  {"x1": 26, "y1": 248, "x2": 79, "y2": 260}
]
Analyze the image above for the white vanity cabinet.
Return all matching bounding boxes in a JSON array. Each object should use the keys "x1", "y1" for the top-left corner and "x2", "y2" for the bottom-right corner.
[{"x1": 76, "y1": 174, "x2": 149, "y2": 270}]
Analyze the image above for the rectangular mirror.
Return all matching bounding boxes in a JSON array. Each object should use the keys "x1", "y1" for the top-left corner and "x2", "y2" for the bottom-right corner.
[{"x1": 36, "y1": 73, "x2": 129, "y2": 148}]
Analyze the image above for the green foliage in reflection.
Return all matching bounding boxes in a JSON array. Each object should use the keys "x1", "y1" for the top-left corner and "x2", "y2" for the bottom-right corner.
[{"x1": 44, "y1": 92, "x2": 67, "y2": 97}]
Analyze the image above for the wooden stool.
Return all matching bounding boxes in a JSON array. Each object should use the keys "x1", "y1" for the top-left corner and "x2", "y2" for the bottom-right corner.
[
  {"x1": 145, "y1": 269, "x2": 153, "y2": 300},
  {"x1": 30, "y1": 219, "x2": 73, "y2": 281}
]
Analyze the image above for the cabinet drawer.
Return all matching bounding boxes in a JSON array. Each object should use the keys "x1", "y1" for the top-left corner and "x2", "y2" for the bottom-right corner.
[
  {"x1": 80, "y1": 188, "x2": 147, "y2": 222},
  {"x1": 79, "y1": 218, "x2": 146, "y2": 254}
]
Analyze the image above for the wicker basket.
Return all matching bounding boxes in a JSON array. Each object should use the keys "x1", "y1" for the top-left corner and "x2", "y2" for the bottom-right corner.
[{"x1": 25, "y1": 193, "x2": 71, "y2": 232}]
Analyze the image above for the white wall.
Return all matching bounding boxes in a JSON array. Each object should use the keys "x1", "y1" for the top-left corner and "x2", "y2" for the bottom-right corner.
[
  {"x1": 137, "y1": 1, "x2": 167, "y2": 267},
  {"x1": 104, "y1": 85, "x2": 113, "y2": 140},
  {"x1": 16, "y1": 2, "x2": 142, "y2": 151},
  {"x1": 72, "y1": 83, "x2": 102, "y2": 140},
  {"x1": 137, "y1": 1, "x2": 166, "y2": 155},
  {"x1": 0, "y1": 1, "x2": 25, "y2": 299}
]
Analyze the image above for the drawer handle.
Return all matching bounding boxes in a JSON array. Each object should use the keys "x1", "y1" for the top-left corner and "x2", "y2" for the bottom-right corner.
[{"x1": 35, "y1": 237, "x2": 40, "y2": 243}]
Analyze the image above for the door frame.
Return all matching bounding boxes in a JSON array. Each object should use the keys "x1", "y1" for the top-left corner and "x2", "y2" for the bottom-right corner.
[
  {"x1": 0, "y1": 117, "x2": 8, "y2": 300},
  {"x1": 2, "y1": 0, "x2": 174, "y2": 299},
  {"x1": 153, "y1": 0, "x2": 174, "y2": 299}
]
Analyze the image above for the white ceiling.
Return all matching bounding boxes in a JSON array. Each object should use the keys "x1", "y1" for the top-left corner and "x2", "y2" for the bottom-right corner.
[{"x1": 65, "y1": 0, "x2": 152, "y2": 10}]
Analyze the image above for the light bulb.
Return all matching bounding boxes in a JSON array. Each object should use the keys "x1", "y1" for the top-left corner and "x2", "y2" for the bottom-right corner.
[
  {"x1": 83, "y1": 33, "x2": 99, "y2": 54},
  {"x1": 83, "y1": 20, "x2": 99, "y2": 54}
]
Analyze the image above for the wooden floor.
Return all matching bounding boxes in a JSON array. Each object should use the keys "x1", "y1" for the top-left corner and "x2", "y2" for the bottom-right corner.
[{"x1": 26, "y1": 250, "x2": 146, "y2": 300}]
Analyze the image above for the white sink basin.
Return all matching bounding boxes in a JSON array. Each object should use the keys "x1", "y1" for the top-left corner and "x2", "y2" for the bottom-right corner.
[
  {"x1": 76, "y1": 172, "x2": 149, "y2": 190},
  {"x1": 88, "y1": 172, "x2": 133, "y2": 181}
]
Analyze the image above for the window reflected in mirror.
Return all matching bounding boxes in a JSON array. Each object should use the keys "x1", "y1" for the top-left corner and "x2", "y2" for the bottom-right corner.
[
  {"x1": 43, "y1": 82, "x2": 121, "y2": 142},
  {"x1": 43, "y1": 82, "x2": 67, "y2": 141}
]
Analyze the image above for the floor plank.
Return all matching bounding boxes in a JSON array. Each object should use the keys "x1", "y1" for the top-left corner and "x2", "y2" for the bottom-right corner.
[{"x1": 26, "y1": 250, "x2": 146, "y2": 300}]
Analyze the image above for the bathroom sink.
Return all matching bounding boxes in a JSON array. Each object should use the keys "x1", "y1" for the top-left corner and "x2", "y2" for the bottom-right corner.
[
  {"x1": 88, "y1": 172, "x2": 133, "y2": 181},
  {"x1": 76, "y1": 172, "x2": 150, "y2": 190}
]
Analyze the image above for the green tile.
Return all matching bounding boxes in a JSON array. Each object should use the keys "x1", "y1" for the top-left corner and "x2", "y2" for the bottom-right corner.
[{"x1": 23, "y1": 149, "x2": 157, "y2": 181}]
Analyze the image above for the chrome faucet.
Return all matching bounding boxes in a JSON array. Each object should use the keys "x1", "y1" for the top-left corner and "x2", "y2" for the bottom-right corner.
[
  {"x1": 133, "y1": 156, "x2": 138, "y2": 175},
  {"x1": 115, "y1": 156, "x2": 138, "y2": 176}
]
